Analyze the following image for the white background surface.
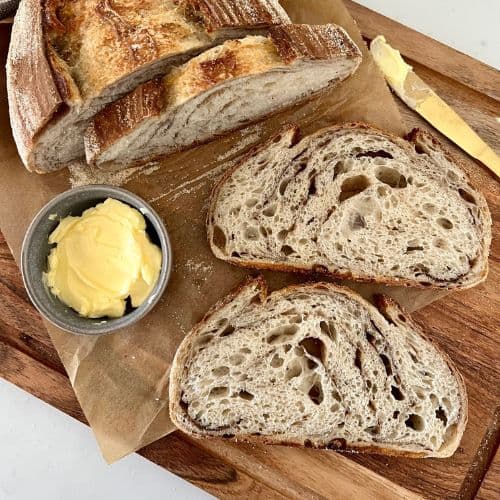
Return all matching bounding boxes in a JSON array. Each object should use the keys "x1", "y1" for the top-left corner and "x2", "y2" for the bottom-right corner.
[{"x1": 1, "y1": 2, "x2": 498, "y2": 499}]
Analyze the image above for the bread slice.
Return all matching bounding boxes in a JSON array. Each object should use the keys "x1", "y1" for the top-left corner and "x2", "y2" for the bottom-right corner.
[
  {"x1": 169, "y1": 277, "x2": 467, "y2": 458},
  {"x1": 208, "y1": 123, "x2": 491, "y2": 290},
  {"x1": 7, "y1": 0, "x2": 290, "y2": 173},
  {"x1": 84, "y1": 24, "x2": 362, "y2": 169}
]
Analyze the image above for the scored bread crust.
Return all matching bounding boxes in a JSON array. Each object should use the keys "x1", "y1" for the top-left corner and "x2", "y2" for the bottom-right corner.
[
  {"x1": 169, "y1": 277, "x2": 467, "y2": 458},
  {"x1": 6, "y1": 0, "x2": 291, "y2": 172},
  {"x1": 207, "y1": 122, "x2": 491, "y2": 290},
  {"x1": 84, "y1": 24, "x2": 362, "y2": 168}
]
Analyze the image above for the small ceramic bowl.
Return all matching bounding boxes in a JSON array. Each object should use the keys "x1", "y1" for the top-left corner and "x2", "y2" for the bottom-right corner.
[{"x1": 21, "y1": 185, "x2": 172, "y2": 335}]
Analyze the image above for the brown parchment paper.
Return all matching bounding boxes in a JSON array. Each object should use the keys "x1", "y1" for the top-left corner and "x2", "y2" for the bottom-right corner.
[{"x1": 0, "y1": 0, "x2": 447, "y2": 463}]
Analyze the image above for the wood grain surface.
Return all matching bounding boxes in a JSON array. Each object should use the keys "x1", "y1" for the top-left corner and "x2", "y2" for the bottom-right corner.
[{"x1": 0, "y1": 2, "x2": 499, "y2": 499}]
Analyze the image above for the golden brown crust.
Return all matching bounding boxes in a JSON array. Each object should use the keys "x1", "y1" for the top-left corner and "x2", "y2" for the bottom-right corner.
[
  {"x1": 6, "y1": 0, "x2": 65, "y2": 169},
  {"x1": 208, "y1": 121, "x2": 491, "y2": 291},
  {"x1": 178, "y1": 0, "x2": 288, "y2": 31},
  {"x1": 169, "y1": 278, "x2": 467, "y2": 458},
  {"x1": 269, "y1": 24, "x2": 361, "y2": 64}
]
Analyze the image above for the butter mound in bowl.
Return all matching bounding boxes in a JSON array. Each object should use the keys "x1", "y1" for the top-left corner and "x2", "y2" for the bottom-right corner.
[{"x1": 22, "y1": 186, "x2": 172, "y2": 335}]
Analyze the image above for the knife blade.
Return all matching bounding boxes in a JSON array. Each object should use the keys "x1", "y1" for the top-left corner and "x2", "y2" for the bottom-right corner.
[{"x1": 370, "y1": 35, "x2": 500, "y2": 179}]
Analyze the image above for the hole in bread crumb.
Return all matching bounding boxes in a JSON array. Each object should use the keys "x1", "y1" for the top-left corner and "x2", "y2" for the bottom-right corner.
[
  {"x1": 244, "y1": 227, "x2": 259, "y2": 240},
  {"x1": 406, "y1": 246, "x2": 424, "y2": 253},
  {"x1": 195, "y1": 335, "x2": 213, "y2": 349},
  {"x1": 299, "y1": 337, "x2": 326, "y2": 364},
  {"x1": 331, "y1": 403, "x2": 340, "y2": 412},
  {"x1": 458, "y1": 189, "x2": 476, "y2": 205},
  {"x1": 398, "y1": 314, "x2": 407, "y2": 323},
  {"x1": 263, "y1": 204, "x2": 277, "y2": 217},
  {"x1": 212, "y1": 366, "x2": 230, "y2": 376},
  {"x1": 433, "y1": 238, "x2": 448, "y2": 250},
  {"x1": 267, "y1": 325, "x2": 299, "y2": 345},
  {"x1": 270, "y1": 354, "x2": 284, "y2": 368},
  {"x1": 279, "y1": 178, "x2": 291, "y2": 195},
  {"x1": 285, "y1": 359, "x2": 303, "y2": 380},
  {"x1": 379, "y1": 353, "x2": 393, "y2": 376},
  {"x1": 308, "y1": 380, "x2": 324, "y2": 405},
  {"x1": 391, "y1": 385, "x2": 405, "y2": 401},
  {"x1": 245, "y1": 198, "x2": 258, "y2": 208},
  {"x1": 308, "y1": 174, "x2": 317, "y2": 196},
  {"x1": 281, "y1": 245, "x2": 295, "y2": 256},
  {"x1": 250, "y1": 293, "x2": 262, "y2": 305},
  {"x1": 437, "y1": 217, "x2": 453, "y2": 229},
  {"x1": 435, "y1": 407, "x2": 448, "y2": 425},
  {"x1": 423, "y1": 203, "x2": 436, "y2": 214},
  {"x1": 277, "y1": 229, "x2": 289, "y2": 241},
  {"x1": 375, "y1": 167, "x2": 407, "y2": 188},
  {"x1": 393, "y1": 410, "x2": 400, "y2": 419},
  {"x1": 365, "y1": 425, "x2": 380, "y2": 435},
  {"x1": 229, "y1": 354, "x2": 244, "y2": 366},
  {"x1": 220, "y1": 324, "x2": 235, "y2": 337},
  {"x1": 333, "y1": 161, "x2": 348, "y2": 180},
  {"x1": 212, "y1": 226, "x2": 226, "y2": 251},
  {"x1": 350, "y1": 213, "x2": 366, "y2": 230},
  {"x1": 237, "y1": 390, "x2": 254, "y2": 401},
  {"x1": 339, "y1": 175, "x2": 370, "y2": 202},
  {"x1": 209, "y1": 387, "x2": 229, "y2": 399},
  {"x1": 240, "y1": 347, "x2": 251, "y2": 354},
  {"x1": 284, "y1": 344, "x2": 292, "y2": 353},
  {"x1": 357, "y1": 150, "x2": 393, "y2": 160},
  {"x1": 320, "y1": 321, "x2": 337, "y2": 342},
  {"x1": 405, "y1": 414, "x2": 425, "y2": 431},
  {"x1": 365, "y1": 331, "x2": 376, "y2": 346},
  {"x1": 354, "y1": 348, "x2": 362, "y2": 371}
]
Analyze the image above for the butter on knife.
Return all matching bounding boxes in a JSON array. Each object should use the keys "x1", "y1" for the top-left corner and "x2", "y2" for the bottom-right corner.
[{"x1": 370, "y1": 35, "x2": 500, "y2": 179}]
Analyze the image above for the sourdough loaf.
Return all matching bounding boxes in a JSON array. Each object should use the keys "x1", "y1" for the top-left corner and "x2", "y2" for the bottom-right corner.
[
  {"x1": 169, "y1": 277, "x2": 467, "y2": 458},
  {"x1": 7, "y1": 0, "x2": 290, "y2": 172},
  {"x1": 84, "y1": 24, "x2": 362, "y2": 169},
  {"x1": 208, "y1": 123, "x2": 491, "y2": 289}
]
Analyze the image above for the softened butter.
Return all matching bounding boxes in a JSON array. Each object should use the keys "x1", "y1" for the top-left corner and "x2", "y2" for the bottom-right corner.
[{"x1": 45, "y1": 198, "x2": 162, "y2": 318}]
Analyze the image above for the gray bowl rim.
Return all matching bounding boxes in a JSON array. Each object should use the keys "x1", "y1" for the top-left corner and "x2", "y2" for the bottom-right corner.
[{"x1": 21, "y1": 185, "x2": 172, "y2": 336}]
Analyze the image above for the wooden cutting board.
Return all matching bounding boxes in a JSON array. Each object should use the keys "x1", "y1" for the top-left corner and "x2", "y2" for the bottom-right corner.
[{"x1": 0, "y1": 2, "x2": 498, "y2": 498}]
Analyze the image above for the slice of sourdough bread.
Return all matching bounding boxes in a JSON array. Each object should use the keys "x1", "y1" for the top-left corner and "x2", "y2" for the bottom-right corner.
[
  {"x1": 169, "y1": 277, "x2": 467, "y2": 458},
  {"x1": 84, "y1": 24, "x2": 362, "y2": 169},
  {"x1": 7, "y1": 0, "x2": 290, "y2": 172},
  {"x1": 208, "y1": 123, "x2": 491, "y2": 289}
]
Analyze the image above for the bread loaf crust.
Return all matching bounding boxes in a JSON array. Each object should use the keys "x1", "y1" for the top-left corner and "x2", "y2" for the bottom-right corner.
[
  {"x1": 6, "y1": 0, "x2": 65, "y2": 167},
  {"x1": 169, "y1": 277, "x2": 468, "y2": 458},
  {"x1": 7, "y1": 0, "x2": 290, "y2": 172},
  {"x1": 207, "y1": 122, "x2": 491, "y2": 290}
]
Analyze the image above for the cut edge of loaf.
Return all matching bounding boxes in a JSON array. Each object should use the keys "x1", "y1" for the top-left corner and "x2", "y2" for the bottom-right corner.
[
  {"x1": 207, "y1": 122, "x2": 491, "y2": 291},
  {"x1": 169, "y1": 276, "x2": 468, "y2": 458}
]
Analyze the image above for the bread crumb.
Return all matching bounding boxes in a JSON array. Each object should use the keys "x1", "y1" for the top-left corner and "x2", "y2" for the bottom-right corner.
[{"x1": 184, "y1": 259, "x2": 213, "y2": 276}]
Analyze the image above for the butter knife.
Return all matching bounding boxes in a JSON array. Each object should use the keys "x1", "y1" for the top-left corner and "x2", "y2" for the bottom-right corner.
[{"x1": 370, "y1": 35, "x2": 500, "y2": 179}]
